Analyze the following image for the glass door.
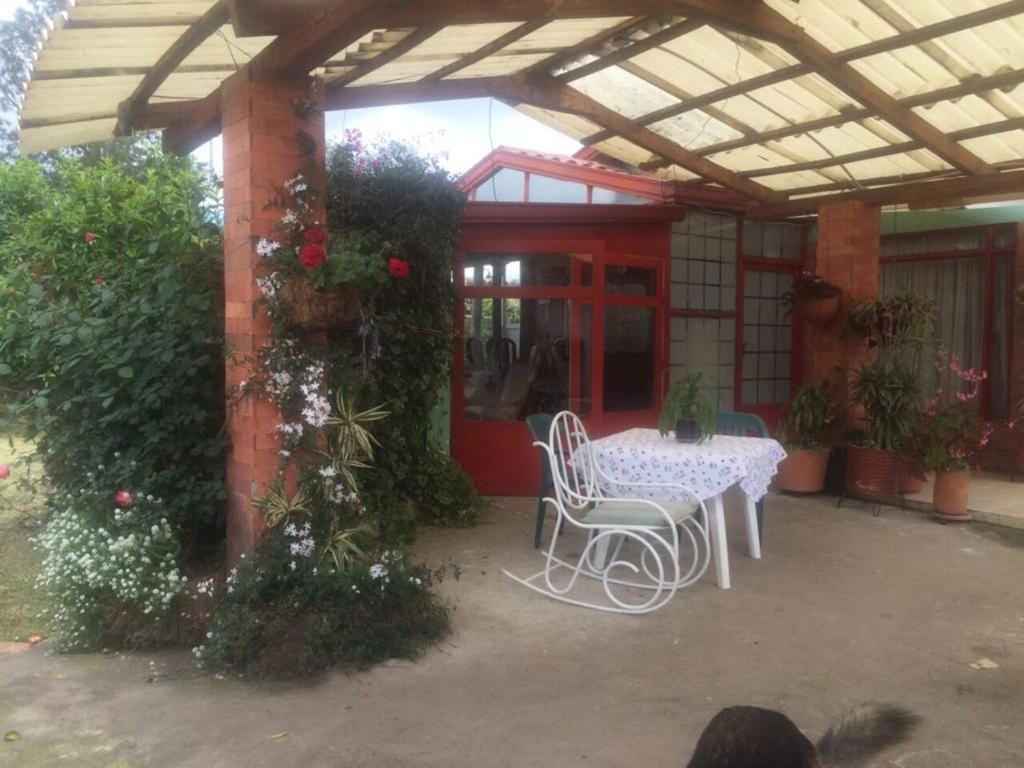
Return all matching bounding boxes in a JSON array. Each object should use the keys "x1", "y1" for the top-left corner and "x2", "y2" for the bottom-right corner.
[{"x1": 738, "y1": 267, "x2": 798, "y2": 425}]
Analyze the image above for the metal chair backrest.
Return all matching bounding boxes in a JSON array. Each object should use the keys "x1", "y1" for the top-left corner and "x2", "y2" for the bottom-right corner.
[
  {"x1": 548, "y1": 410, "x2": 602, "y2": 509},
  {"x1": 715, "y1": 411, "x2": 769, "y2": 438},
  {"x1": 526, "y1": 412, "x2": 554, "y2": 488}
]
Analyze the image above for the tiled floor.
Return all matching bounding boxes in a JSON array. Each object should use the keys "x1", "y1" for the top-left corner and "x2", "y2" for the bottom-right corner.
[{"x1": 903, "y1": 470, "x2": 1024, "y2": 529}]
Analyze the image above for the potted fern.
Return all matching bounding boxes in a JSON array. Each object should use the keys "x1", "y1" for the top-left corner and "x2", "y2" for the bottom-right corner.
[
  {"x1": 776, "y1": 382, "x2": 836, "y2": 493},
  {"x1": 659, "y1": 373, "x2": 716, "y2": 443}
]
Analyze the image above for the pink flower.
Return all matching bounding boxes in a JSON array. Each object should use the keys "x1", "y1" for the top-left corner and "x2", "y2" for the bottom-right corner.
[
  {"x1": 84, "y1": 232, "x2": 96, "y2": 245},
  {"x1": 115, "y1": 489, "x2": 134, "y2": 508},
  {"x1": 0, "y1": 464, "x2": 9, "y2": 480}
]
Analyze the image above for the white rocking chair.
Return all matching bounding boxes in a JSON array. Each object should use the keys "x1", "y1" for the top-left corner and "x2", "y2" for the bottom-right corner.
[{"x1": 503, "y1": 411, "x2": 710, "y2": 614}]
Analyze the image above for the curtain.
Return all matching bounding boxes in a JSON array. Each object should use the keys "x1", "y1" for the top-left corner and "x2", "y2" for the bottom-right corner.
[{"x1": 881, "y1": 257, "x2": 985, "y2": 408}]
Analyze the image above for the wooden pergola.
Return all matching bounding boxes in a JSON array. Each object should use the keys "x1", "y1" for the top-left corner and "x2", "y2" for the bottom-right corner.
[{"x1": 18, "y1": 0, "x2": 1024, "y2": 559}]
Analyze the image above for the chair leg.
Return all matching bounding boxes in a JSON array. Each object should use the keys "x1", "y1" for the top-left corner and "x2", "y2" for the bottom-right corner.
[
  {"x1": 533, "y1": 496, "x2": 546, "y2": 549},
  {"x1": 756, "y1": 500, "x2": 765, "y2": 551},
  {"x1": 744, "y1": 495, "x2": 762, "y2": 560}
]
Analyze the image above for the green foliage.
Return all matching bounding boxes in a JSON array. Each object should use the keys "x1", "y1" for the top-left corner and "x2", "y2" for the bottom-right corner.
[
  {"x1": 849, "y1": 359, "x2": 920, "y2": 451},
  {"x1": 658, "y1": 373, "x2": 716, "y2": 441},
  {"x1": 0, "y1": 152, "x2": 227, "y2": 554},
  {"x1": 913, "y1": 402, "x2": 991, "y2": 472},
  {"x1": 197, "y1": 538, "x2": 452, "y2": 678},
  {"x1": 779, "y1": 382, "x2": 837, "y2": 450},
  {"x1": 412, "y1": 449, "x2": 487, "y2": 527},
  {"x1": 780, "y1": 270, "x2": 841, "y2": 318},
  {"x1": 848, "y1": 293, "x2": 936, "y2": 352}
]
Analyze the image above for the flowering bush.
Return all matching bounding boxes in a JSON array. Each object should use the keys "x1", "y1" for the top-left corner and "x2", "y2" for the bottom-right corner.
[{"x1": 36, "y1": 490, "x2": 184, "y2": 651}]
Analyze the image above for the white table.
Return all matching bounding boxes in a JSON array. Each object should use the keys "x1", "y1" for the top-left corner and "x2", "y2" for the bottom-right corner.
[{"x1": 588, "y1": 429, "x2": 787, "y2": 589}]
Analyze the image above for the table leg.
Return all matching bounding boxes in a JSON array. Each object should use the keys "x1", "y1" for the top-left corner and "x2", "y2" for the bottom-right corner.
[
  {"x1": 745, "y1": 494, "x2": 762, "y2": 560},
  {"x1": 708, "y1": 494, "x2": 730, "y2": 590}
]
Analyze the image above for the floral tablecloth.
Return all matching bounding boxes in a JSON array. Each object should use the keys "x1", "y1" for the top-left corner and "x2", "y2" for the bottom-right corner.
[{"x1": 589, "y1": 428, "x2": 787, "y2": 502}]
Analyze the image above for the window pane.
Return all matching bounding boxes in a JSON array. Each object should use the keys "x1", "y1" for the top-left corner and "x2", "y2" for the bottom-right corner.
[
  {"x1": 474, "y1": 168, "x2": 524, "y2": 202},
  {"x1": 464, "y1": 298, "x2": 580, "y2": 420},
  {"x1": 591, "y1": 186, "x2": 649, "y2": 205},
  {"x1": 604, "y1": 306, "x2": 655, "y2": 412},
  {"x1": 740, "y1": 270, "x2": 793, "y2": 406},
  {"x1": 605, "y1": 265, "x2": 656, "y2": 296},
  {"x1": 464, "y1": 252, "x2": 592, "y2": 287},
  {"x1": 527, "y1": 174, "x2": 587, "y2": 203}
]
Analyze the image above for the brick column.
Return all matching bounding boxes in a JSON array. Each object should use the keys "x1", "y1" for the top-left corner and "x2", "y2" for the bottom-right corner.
[
  {"x1": 221, "y1": 69, "x2": 325, "y2": 565},
  {"x1": 805, "y1": 200, "x2": 881, "y2": 386}
]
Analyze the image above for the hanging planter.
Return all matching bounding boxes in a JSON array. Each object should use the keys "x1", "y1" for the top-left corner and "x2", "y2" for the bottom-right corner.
[
  {"x1": 799, "y1": 295, "x2": 841, "y2": 326},
  {"x1": 282, "y1": 279, "x2": 361, "y2": 330},
  {"x1": 932, "y1": 469, "x2": 971, "y2": 522},
  {"x1": 781, "y1": 271, "x2": 842, "y2": 325}
]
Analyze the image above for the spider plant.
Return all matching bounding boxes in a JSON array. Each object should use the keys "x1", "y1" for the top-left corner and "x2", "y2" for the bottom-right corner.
[
  {"x1": 658, "y1": 372, "x2": 716, "y2": 442},
  {"x1": 322, "y1": 522, "x2": 377, "y2": 571},
  {"x1": 253, "y1": 484, "x2": 310, "y2": 529},
  {"x1": 320, "y1": 390, "x2": 389, "y2": 492}
]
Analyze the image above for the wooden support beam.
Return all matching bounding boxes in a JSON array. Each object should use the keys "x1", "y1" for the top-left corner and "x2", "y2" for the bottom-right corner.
[
  {"x1": 493, "y1": 74, "x2": 785, "y2": 203},
  {"x1": 424, "y1": 19, "x2": 549, "y2": 81},
  {"x1": 325, "y1": 75, "x2": 508, "y2": 110},
  {"x1": 557, "y1": 18, "x2": 705, "y2": 82},
  {"x1": 746, "y1": 168, "x2": 1024, "y2": 220},
  {"x1": 588, "y1": 1, "x2": 1024, "y2": 152},
  {"x1": 115, "y1": 0, "x2": 229, "y2": 137},
  {"x1": 161, "y1": 89, "x2": 221, "y2": 155},
  {"x1": 329, "y1": 25, "x2": 444, "y2": 88},
  {"x1": 641, "y1": 66, "x2": 1024, "y2": 171}
]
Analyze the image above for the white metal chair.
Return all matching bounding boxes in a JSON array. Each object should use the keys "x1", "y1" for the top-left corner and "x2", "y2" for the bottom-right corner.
[{"x1": 503, "y1": 411, "x2": 710, "y2": 614}]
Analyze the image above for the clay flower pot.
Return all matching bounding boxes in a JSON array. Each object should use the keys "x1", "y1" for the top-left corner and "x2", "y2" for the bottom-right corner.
[
  {"x1": 845, "y1": 445, "x2": 900, "y2": 500},
  {"x1": 898, "y1": 460, "x2": 926, "y2": 495},
  {"x1": 932, "y1": 469, "x2": 971, "y2": 522},
  {"x1": 776, "y1": 448, "x2": 829, "y2": 493},
  {"x1": 282, "y1": 279, "x2": 361, "y2": 330},
  {"x1": 799, "y1": 295, "x2": 840, "y2": 326}
]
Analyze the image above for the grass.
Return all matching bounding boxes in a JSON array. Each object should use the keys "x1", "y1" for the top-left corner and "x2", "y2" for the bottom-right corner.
[{"x1": 0, "y1": 426, "x2": 48, "y2": 641}]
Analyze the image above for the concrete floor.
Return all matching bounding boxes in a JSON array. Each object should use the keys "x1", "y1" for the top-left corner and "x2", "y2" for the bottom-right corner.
[
  {"x1": 2, "y1": 493, "x2": 1023, "y2": 768},
  {"x1": 904, "y1": 470, "x2": 1024, "y2": 531}
]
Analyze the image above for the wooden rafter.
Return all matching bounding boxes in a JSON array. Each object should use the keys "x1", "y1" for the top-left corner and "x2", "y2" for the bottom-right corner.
[
  {"x1": 493, "y1": 74, "x2": 785, "y2": 203},
  {"x1": 641, "y1": 66, "x2": 1024, "y2": 171},
  {"x1": 556, "y1": 18, "x2": 705, "y2": 82},
  {"x1": 328, "y1": 25, "x2": 444, "y2": 88},
  {"x1": 423, "y1": 19, "x2": 549, "y2": 81},
  {"x1": 325, "y1": 76, "x2": 508, "y2": 110},
  {"x1": 161, "y1": 89, "x2": 221, "y2": 155},
  {"x1": 747, "y1": 168, "x2": 1024, "y2": 220},
  {"x1": 252, "y1": 0, "x2": 379, "y2": 76},
  {"x1": 585, "y1": 0, "x2": 1024, "y2": 150},
  {"x1": 114, "y1": 0, "x2": 229, "y2": 137}
]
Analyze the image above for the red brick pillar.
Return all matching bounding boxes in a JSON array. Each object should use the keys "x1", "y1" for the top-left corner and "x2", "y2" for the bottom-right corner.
[
  {"x1": 805, "y1": 200, "x2": 881, "y2": 386},
  {"x1": 221, "y1": 69, "x2": 325, "y2": 565}
]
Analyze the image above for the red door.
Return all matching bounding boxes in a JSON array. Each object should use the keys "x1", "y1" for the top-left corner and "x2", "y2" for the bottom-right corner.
[{"x1": 453, "y1": 231, "x2": 666, "y2": 495}]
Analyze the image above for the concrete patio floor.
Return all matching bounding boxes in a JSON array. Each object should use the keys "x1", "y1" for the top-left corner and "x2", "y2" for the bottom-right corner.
[
  {"x1": 2, "y1": 493, "x2": 1023, "y2": 768},
  {"x1": 903, "y1": 470, "x2": 1024, "y2": 531}
]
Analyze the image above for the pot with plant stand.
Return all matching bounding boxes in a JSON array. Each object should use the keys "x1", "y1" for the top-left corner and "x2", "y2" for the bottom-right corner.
[{"x1": 776, "y1": 382, "x2": 835, "y2": 493}]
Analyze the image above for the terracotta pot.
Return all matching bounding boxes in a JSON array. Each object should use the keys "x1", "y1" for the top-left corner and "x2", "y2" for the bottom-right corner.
[
  {"x1": 845, "y1": 445, "x2": 900, "y2": 500},
  {"x1": 282, "y1": 279, "x2": 361, "y2": 330},
  {"x1": 777, "y1": 448, "x2": 830, "y2": 493},
  {"x1": 932, "y1": 469, "x2": 971, "y2": 522},
  {"x1": 898, "y1": 460, "x2": 926, "y2": 495},
  {"x1": 799, "y1": 295, "x2": 841, "y2": 326}
]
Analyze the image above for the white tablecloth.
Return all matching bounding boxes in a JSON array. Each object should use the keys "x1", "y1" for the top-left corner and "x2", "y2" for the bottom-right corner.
[{"x1": 589, "y1": 428, "x2": 787, "y2": 502}]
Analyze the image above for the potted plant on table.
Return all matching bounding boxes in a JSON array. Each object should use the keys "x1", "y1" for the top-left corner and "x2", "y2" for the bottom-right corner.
[
  {"x1": 659, "y1": 372, "x2": 716, "y2": 443},
  {"x1": 776, "y1": 381, "x2": 836, "y2": 493},
  {"x1": 781, "y1": 270, "x2": 843, "y2": 325}
]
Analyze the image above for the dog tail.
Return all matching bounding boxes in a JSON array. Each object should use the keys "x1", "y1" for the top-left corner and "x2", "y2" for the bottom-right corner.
[{"x1": 816, "y1": 703, "x2": 921, "y2": 767}]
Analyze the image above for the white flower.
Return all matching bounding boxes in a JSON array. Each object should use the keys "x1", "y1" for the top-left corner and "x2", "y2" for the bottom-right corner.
[
  {"x1": 369, "y1": 564, "x2": 388, "y2": 580},
  {"x1": 256, "y1": 238, "x2": 281, "y2": 258},
  {"x1": 318, "y1": 466, "x2": 337, "y2": 478}
]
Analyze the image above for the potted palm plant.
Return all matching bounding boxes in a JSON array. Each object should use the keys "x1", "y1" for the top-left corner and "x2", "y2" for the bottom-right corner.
[
  {"x1": 776, "y1": 382, "x2": 836, "y2": 493},
  {"x1": 845, "y1": 358, "x2": 920, "y2": 501},
  {"x1": 781, "y1": 270, "x2": 842, "y2": 325},
  {"x1": 659, "y1": 373, "x2": 716, "y2": 443}
]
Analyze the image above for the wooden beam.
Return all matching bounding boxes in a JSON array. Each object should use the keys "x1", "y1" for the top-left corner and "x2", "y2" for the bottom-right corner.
[
  {"x1": 423, "y1": 19, "x2": 549, "y2": 81},
  {"x1": 115, "y1": 0, "x2": 229, "y2": 137},
  {"x1": 641, "y1": 66, "x2": 1024, "y2": 171},
  {"x1": 747, "y1": 168, "x2": 1024, "y2": 220},
  {"x1": 589, "y1": 1, "x2": 1024, "y2": 151},
  {"x1": 161, "y1": 89, "x2": 221, "y2": 155},
  {"x1": 225, "y1": 0, "x2": 317, "y2": 36},
  {"x1": 329, "y1": 25, "x2": 444, "y2": 88},
  {"x1": 741, "y1": 117, "x2": 1024, "y2": 179},
  {"x1": 493, "y1": 74, "x2": 785, "y2": 203},
  {"x1": 325, "y1": 76, "x2": 508, "y2": 110},
  {"x1": 557, "y1": 18, "x2": 705, "y2": 82},
  {"x1": 522, "y1": 16, "x2": 649, "y2": 77}
]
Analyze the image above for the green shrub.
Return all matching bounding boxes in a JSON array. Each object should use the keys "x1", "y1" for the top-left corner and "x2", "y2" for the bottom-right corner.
[
  {"x1": 413, "y1": 449, "x2": 486, "y2": 527},
  {"x1": 197, "y1": 535, "x2": 451, "y2": 678}
]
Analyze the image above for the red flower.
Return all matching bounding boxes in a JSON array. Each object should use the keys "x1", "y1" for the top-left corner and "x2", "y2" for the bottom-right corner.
[
  {"x1": 115, "y1": 489, "x2": 134, "y2": 508},
  {"x1": 0, "y1": 464, "x2": 9, "y2": 480},
  {"x1": 299, "y1": 244, "x2": 326, "y2": 269},
  {"x1": 387, "y1": 258, "x2": 409, "y2": 278},
  {"x1": 84, "y1": 232, "x2": 96, "y2": 244},
  {"x1": 303, "y1": 226, "x2": 326, "y2": 246}
]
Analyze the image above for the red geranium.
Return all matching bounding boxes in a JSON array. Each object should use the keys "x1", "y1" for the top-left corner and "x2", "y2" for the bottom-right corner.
[
  {"x1": 84, "y1": 232, "x2": 96, "y2": 245},
  {"x1": 115, "y1": 489, "x2": 134, "y2": 508},
  {"x1": 299, "y1": 244, "x2": 326, "y2": 269},
  {"x1": 0, "y1": 464, "x2": 10, "y2": 480},
  {"x1": 387, "y1": 258, "x2": 410, "y2": 278},
  {"x1": 303, "y1": 226, "x2": 326, "y2": 246}
]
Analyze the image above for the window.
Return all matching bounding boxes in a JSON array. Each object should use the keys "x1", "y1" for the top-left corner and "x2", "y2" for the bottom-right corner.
[
  {"x1": 743, "y1": 221, "x2": 802, "y2": 260},
  {"x1": 463, "y1": 252, "x2": 591, "y2": 287},
  {"x1": 473, "y1": 169, "x2": 524, "y2": 202},
  {"x1": 527, "y1": 174, "x2": 587, "y2": 203},
  {"x1": 880, "y1": 225, "x2": 1014, "y2": 419}
]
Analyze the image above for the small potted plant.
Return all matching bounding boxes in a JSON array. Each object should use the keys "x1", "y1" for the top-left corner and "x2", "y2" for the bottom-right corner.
[
  {"x1": 776, "y1": 381, "x2": 836, "y2": 493},
  {"x1": 658, "y1": 373, "x2": 716, "y2": 443},
  {"x1": 781, "y1": 270, "x2": 842, "y2": 325},
  {"x1": 845, "y1": 358, "x2": 920, "y2": 501}
]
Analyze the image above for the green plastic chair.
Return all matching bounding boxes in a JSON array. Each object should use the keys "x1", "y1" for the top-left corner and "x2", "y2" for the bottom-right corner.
[
  {"x1": 715, "y1": 411, "x2": 769, "y2": 546},
  {"x1": 526, "y1": 412, "x2": 555, "y2": 548}
]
